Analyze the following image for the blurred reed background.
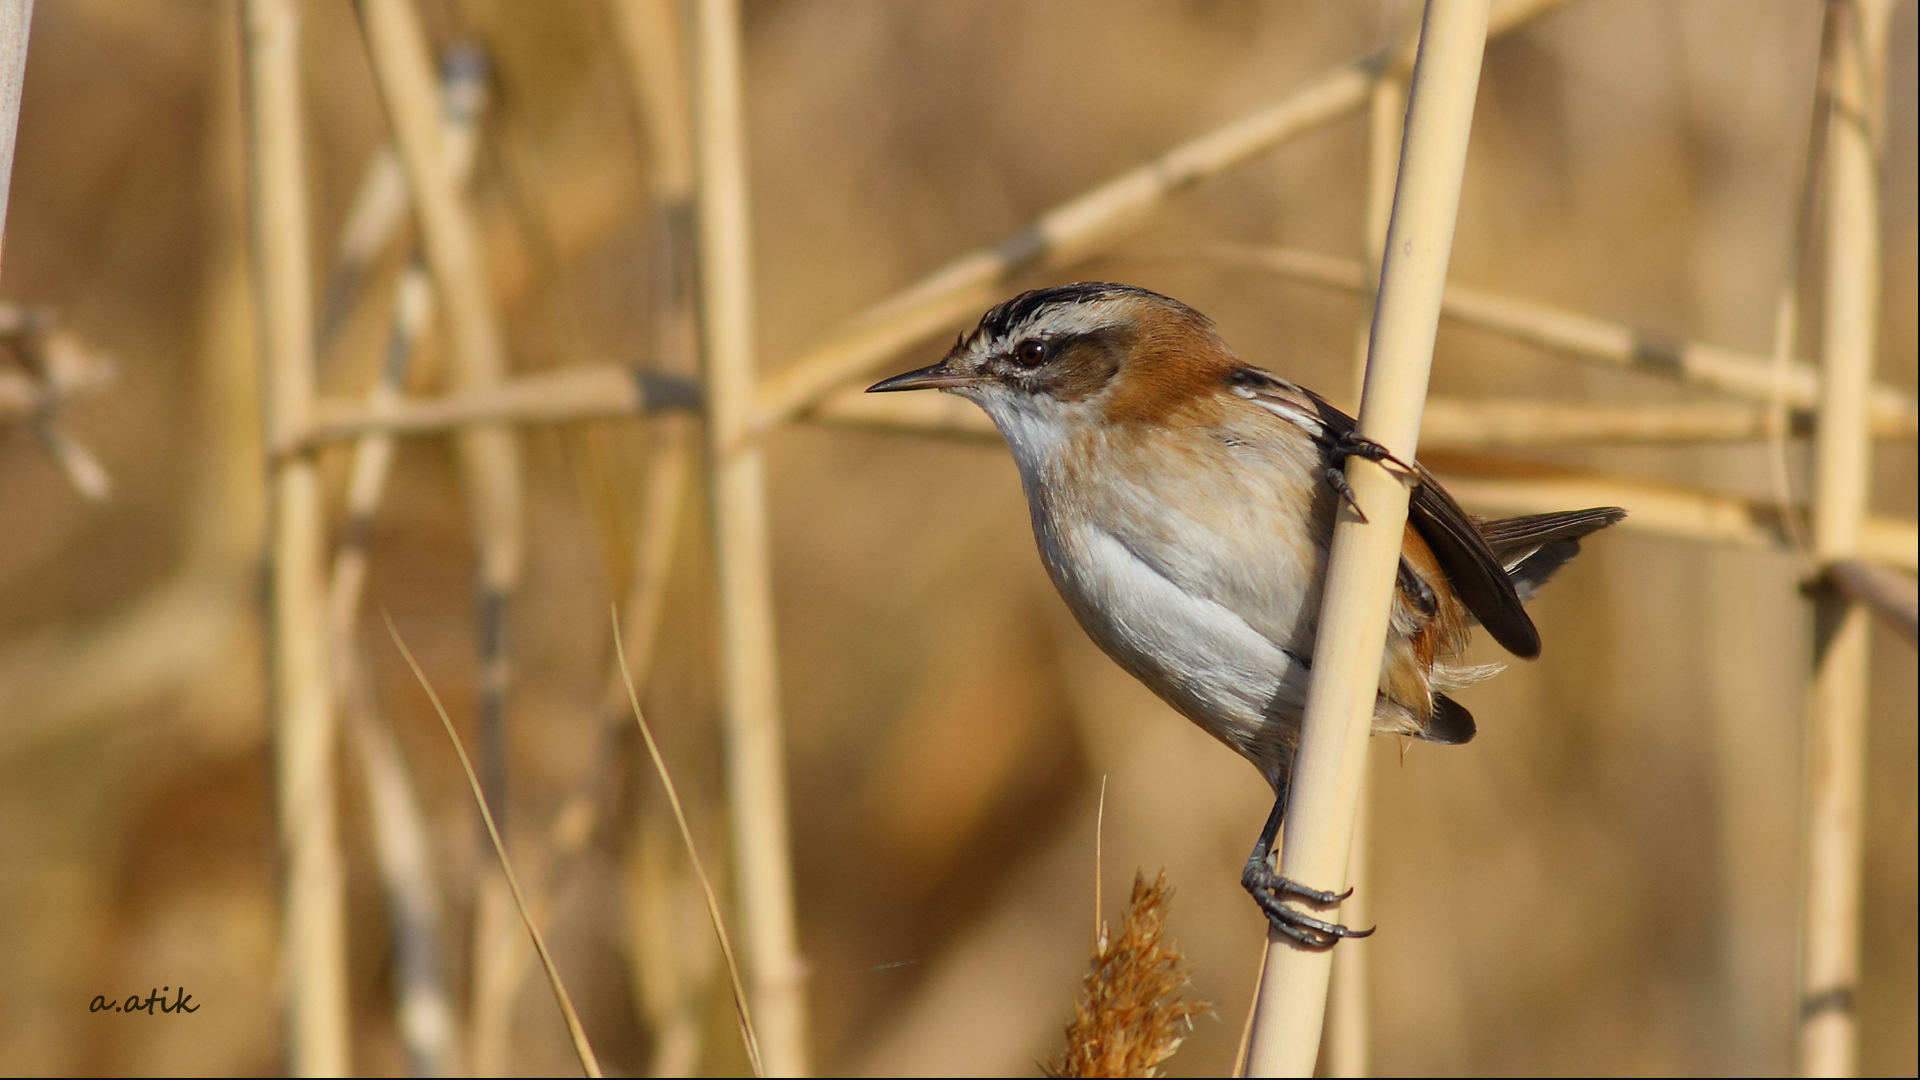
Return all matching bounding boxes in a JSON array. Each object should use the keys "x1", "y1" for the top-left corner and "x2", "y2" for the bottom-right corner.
[{"x1": 0, "y1": 0, "x2": 1912, "y2": 1075}]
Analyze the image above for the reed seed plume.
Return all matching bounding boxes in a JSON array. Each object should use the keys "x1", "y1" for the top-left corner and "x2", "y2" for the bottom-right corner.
[
  {"x1": 1047, "y1": 870, "x2": 1210, "y2": 1079},
  {"x1": 613, "y1": 606, "x2": 764, "y2": 1077},
  {"x1": 382, "y1": 610, "x2": 603, "y2": 1078}
]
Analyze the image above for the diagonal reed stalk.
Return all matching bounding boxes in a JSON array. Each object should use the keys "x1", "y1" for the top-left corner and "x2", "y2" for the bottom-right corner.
[
  {"x1": 354, "y1": 4, "x2": 530, "y2": 1070},
  {"x1": 1425, "y1": 458, "x2": 1916, "y2": 573},
  {"x1": 323, "y1": 48, "x2": 485, "y2": 1075},
  {"x1": 614, "y1": 609, "x2": 764, "y2": 1077},
  {"x1": 1823, "y1": 560, "x2": 1918, "y2": 646},
  {"x1": 747, "y1": 0, "x2": 1571, "y2": 437},
  {"x1": 1244, "y1": 2, "x2": 1491, "y2": 1071},
  {"x1": 384, "y1": 612, "x2": 602, "y2": 1078},
  {"x1": 299, "y1": 255, "x2": 1920, "y2": 443},
  {"x1": 345, "y1": 683, "x2": 457, "y2": 1076},
  {"x1": 1147, "y1": 245, "x2": 1917, "y2": 426}
]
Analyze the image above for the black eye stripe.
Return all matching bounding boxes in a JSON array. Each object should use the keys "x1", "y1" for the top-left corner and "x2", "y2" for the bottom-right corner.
[{"x1": 1003, "y1": 329, "x2": 1117, "y2": 367}]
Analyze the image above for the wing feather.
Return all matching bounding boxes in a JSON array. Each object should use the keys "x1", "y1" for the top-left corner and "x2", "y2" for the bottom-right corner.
[{"x1": 1229, "y1": 367, "x2": 1544, "y2": 658}]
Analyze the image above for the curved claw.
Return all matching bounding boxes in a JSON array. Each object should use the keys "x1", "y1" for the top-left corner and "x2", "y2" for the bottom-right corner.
[
  {"x1": 1243, "y1": 862, "x2": 1371, "y2": 949},
  {"x1": 1329, "y1": 429, "x2": 1416, "y2": 479},
  {"x1": 1275, "y1": 878, "x2": 1354, "y2": 906},
  {"x1": 1323, "y1": 430, "x2": 1419, "y2": 522}
]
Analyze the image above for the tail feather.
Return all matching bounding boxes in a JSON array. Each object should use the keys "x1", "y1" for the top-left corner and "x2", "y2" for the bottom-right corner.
[
  {"x1": 1477, "y1": 507, "x2": 1625, "y2": 603},
  {"x1": 1416, "y1": 693, "x2": 1476, "y2": 745}
]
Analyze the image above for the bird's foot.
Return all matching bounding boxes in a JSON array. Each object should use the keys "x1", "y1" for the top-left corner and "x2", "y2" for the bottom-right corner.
[
  {"x1": 1241, "y1": 858, "x2": 1373, "y2": 949},
  {"x1": 1324, "y1": 430, "x2": 1418, "y2": 523}
]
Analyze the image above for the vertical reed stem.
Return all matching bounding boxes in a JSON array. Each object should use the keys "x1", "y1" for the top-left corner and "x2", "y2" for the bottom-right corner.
[
  {"x1": 0, "y1": 0, "x2": 30, "y2": 281},
  {"x1": 609, "y1": 4, "x2": 712, "y2": 1069},
  {"x1": 1244, "y1": 2, "x2": 1490, "y2": 1072},
  {"x1": 606, "y1": 0, "x2": 700, "y2": 724},
  {"x1": 242, "y1": 1, "x2": 349, "y2": 1073},
  {"x1": 691, "y1": 1, "x2": 809, "y2": 1073},
  {"x1": 1800, "y1": 2, "x2": 1891, "y2": 1075},
  {"x1": 1326, "y1": 71, "x2": 1403, "y2": 1080}
]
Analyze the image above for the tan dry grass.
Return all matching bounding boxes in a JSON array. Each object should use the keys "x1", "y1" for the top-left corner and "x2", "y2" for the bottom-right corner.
[{"x1": 1047, "y1": 871, "x2": 1211, "y2": 1079}]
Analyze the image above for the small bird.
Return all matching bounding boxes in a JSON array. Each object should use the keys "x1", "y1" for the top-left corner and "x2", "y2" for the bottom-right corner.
[{"x1": 869, "y1": 282, "x2": 1624, "y2": 946}]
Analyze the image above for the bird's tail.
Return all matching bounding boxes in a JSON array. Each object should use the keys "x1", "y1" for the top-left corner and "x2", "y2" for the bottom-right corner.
[{"x1": 1476, "y1": 507, "x2": 1626, "y2": 603}]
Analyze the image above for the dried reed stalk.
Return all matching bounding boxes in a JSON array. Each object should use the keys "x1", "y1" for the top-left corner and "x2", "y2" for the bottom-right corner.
[
  {"x1": 385, "y1": 615, "x2": 604, "y2": 1078},
  {"x1": 1324, "y1": 68, "x2": 1403, "y2": 1080},
  {"x1": 1415, "y1": 399, "x2": 1854, "y2": 447},
  {"x1": 609, "y1": 0, "x2": 701, "y2": 611},
  {"x1": 356, "y1": 0, "x2": 525, "y2": 799},
  {"x1": 1800, "y1": 1, "x2": 1893, "y2": 1074},
  {"x1": 330, "y1": 266, "x2": 447, "y2": 1074},
  {"x1": 324, "y1": 265, "x2": 434, "y2": 678},
  {"x1": 1824, "y1": 560, "x2": 1918, "y2": 646},
  {"x1": 1048, "y1": 871, "x2": 1209, "y2": 1078},
  {"x1": 608, "y1": 2, "x2": 716, "y2": 1069},
  {"x1": 317, "y1": 145, "x2": 405, "y2": 354},
  {"x1": 1325, "y1": 768, "x2": 1373, "y2": 1077},
  {"x1": 310, "y1": 363, "x2": 1916, "y2": 448},
  {"x1": 354, "y1": 5, "x2": 531, "y2": 1070},
  {"x1": 321, "y1": 53, "x2": 489, "y2": 1075},
  {"x1": 241, "y1": 2, "x2": 349, "y2": 1073},
  {"x1": 596, "y1": 412, "x2": 695, "y2": 714},
  {"x1": 307, "y1": 364, "x2": 699, "y2": 442},
  {"x1": 346, "y1": 690, "x2": 457, "y2": 1076},
  {"x1": 692, "y1": 0, "x2": 809, "y2": 1073},
  {"x1": 1174, "y1": 245, "x2": 1919, "y2": 428},
  {"x1": 1423, "y1": 456, "x2": 1917, "y2": 574},
  {"x1": 611, "y1": 0, "x2": 695, "y2": 210},
  {"x1": 0, "y1": 0, "x2": 28, "y2": 281},
  {"x1": 318, "y1": 46, "x2": 486, "y2": 355},
  {"x1": 750, "y1": 0, "x2": 1569, "y2": 436},
  {"x1": 1245, "y1": 3, "x2": 1491, "y2": 1071}
]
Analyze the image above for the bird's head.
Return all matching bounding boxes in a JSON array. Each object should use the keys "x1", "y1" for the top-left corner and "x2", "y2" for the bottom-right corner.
[{"x1": 866, "y1": 282, "x2": 1239, "y2": 438}]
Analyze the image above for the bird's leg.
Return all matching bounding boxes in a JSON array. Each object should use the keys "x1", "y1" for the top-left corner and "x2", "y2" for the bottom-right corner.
[
  {"x1": 1323, "y1": 429, "x2": 1417, "y2": 524},
  {"x1": 1241, "y1": 784, "x2": 1373, "y2": 948}
]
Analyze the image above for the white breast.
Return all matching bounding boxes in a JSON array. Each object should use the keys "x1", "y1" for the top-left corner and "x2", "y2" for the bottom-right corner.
[
  {"x1": 1045, "y1": 519, "x2": 1311, "y2": 774},
  {"x1": 968, "y1": 383, "x2": 1334, "y2": 786}
]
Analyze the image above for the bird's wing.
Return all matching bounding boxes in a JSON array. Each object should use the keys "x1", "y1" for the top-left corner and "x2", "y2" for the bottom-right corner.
[
  {"x1": 1403, "y1": 464, "x2": 1541, "y2": 658},
  {"x1": 1230, "y1": 367, "x2": 1544, "y2": 659}
]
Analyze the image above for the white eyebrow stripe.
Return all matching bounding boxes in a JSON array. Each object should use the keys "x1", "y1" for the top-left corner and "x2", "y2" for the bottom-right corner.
[
  {"x1": 1249, "y1": 395, "x2": 1326, "y2": 438},
  {"x1": 1019, "y1": 300, "x2": 1130, "y2": 341}
]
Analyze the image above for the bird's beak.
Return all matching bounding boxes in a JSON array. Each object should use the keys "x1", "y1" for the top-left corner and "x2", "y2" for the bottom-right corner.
[{"x1": 866, "y1": 361, "x2": 980, "y2": 393}]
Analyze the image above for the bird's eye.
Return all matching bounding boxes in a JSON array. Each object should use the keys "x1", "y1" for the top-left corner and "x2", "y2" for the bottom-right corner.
[{"x1": 1014, "y1": 339, "x2": 1047, "y2": 367}]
